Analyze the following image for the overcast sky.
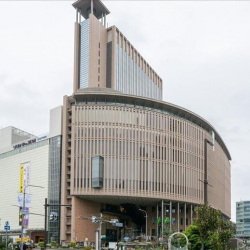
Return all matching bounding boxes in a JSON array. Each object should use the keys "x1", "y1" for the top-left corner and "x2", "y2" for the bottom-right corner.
[{"x1": 1, "y1": 0, "x2": 250, "y2": 222}]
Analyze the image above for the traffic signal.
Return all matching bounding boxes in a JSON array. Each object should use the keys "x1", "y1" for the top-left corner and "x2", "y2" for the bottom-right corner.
[{"x1": 19, "y1": 207, "x2": 22, "y2": 226}]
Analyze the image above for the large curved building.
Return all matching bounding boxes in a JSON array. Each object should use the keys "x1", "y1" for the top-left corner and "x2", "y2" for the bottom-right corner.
[{"x1": 57, "y1": 0, "x2": 231, "y2": 246}]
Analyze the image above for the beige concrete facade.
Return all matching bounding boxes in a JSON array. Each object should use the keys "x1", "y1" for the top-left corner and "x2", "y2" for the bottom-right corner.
[
  {"x1": 63, "y1": 0, "x2": 231, "y2": 244},
  {"x1": 73, "y1": 22, "x2": 80, "y2": 93},
  {"x1": 88, "y1": 14, "x2": 107, "y2": 88},
  {"x1": 60, "y1": 90, "x2": 231, "y2": 244}
]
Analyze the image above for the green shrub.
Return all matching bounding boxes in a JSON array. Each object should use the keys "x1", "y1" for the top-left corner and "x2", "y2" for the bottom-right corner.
[
  {"x1": 51, "y1": 241, "x2": 57, "y2": 248},
  {"x1": 146, "y1": 242, "x2": 152, "y2": 250},
  {"x1": 62, "y1": 245, "x2": 69, "y2": 248},
  {"x1": 38, "y1": 242, "x2": 44, "y2": 247},
  {"x1": 84, "y1": 246, "x2": 92, "y2": 250},
  {"x1": 70, "y1": 242, "x2": 76, "y2": 248}
]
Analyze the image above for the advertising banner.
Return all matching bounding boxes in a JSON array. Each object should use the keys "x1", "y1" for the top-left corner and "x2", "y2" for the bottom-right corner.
[
  {"x1": 24, "y1": 162, "x2": 30, "y2": 188},
  {"x1": 17, "y1": 193, "x2": 32, "y2": 208},
  {"x1": 20, "y1": 164, "x2": 24, "y2": 193},
  {"x1": 19, "y1": 162, "x2": 30, "y2": 193},
  {"x1": 19, "y1": 162, "x2": 30, "y2": 226},
  {"x1": 23, "y1": 213, "x2": 29, "y2": 228}
]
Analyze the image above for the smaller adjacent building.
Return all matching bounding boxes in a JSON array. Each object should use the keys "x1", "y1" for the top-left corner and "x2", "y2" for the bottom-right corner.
[
  {"x1": 236, "y1": 201, "x2": 250, "y2": 239},
  {"x1": 0, "y1": 106, "x2": 63, "y2": 244}
]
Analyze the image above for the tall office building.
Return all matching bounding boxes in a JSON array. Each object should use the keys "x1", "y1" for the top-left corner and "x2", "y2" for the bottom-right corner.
[
  {"x1": 72, "y1": 0, "x2": 163, "y2": 100},
  {"x1": 236, "y1": 201, "x2": 250, "y2": 239},
  {"x1": 59, "y1": 0, "x2": 231, "y2": 246}
]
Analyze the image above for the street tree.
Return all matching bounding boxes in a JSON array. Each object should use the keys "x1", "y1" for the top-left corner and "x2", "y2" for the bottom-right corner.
[{"x1": 193, "y1": 204, "x2": 221, "y2": 250}]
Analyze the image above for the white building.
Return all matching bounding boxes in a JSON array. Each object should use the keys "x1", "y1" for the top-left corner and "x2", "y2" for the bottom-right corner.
[
  {"x1": 0, "y1": 137, "x2": 49, "y2": 229},
  {"x1": 0, "y1": 106, "x2": 62, "y2": 243}
]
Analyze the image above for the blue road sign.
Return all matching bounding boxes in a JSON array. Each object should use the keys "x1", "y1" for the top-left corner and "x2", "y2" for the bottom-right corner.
[
  {"x1": 5, "y1": 221, "x2": 9, "y2": 226},
  {"x1": 4, "y1": 225, "x2": 10, "y2": 231}
]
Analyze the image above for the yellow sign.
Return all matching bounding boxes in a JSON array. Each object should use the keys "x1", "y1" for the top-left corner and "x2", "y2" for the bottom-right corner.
[
  {"x1": 20, "y1": 165, "x2": 24, "y2": 193},
  {"x1": 15, "y1": 238, "x2": 29, "y2": 243}
]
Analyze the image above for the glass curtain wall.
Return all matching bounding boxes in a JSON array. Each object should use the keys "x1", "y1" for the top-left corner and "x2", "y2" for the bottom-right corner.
[
  {"x1": 48, "y1": 136, "x2": 62, "y2": 244},
  {"x1": 79, "y1": 19, "x2": 90, "y2": 89},
  {"x1": 115, "y1": 44, "x2": 162, "y2": 100}
]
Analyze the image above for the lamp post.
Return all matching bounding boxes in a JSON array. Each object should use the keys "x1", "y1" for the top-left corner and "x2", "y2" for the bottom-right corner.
[
  {"x1": 139, "y1": 209, "x2": 148, "y2": 242},
  {"x1": 20, "y1": 185, "x2": 44, "y2": 250},
  {"x1": 99, "y1": 213, "x2": 102, "y2": 250},
  {"x1": 44, "y1": 199, "x2": 72, "y2": 250}
]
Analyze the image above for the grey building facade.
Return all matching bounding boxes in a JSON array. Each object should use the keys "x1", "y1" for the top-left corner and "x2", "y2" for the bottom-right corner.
[{"x1": 236, "y1": 201, "x2": 250, "y2": 238}]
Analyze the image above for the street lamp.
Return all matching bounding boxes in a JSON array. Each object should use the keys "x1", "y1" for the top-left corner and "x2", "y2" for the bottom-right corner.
[
  {"x1": 91, "y1": 214, "x2": 121, "y2": 249},
  {"x1": 139, "y1": 209, "x2": 148, "y2": 242},
  {"x1": 20, "y1": 185, "x2": 44, "y2": 250}
]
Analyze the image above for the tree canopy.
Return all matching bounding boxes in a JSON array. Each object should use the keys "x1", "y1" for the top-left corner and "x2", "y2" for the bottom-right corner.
[{"x1": 181, "y1": 204, "x2": 234, "y2": 250}]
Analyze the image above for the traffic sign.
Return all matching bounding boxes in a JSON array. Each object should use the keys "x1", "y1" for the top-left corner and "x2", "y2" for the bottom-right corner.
[
  {"x1": 115, "y1": 222, "x2": 123, "y2": 227},
  {"x1": 4, "y1": 225, "x2": 10, "y2": 231},
  {"x1": 5, "y1": 221, "x2": 9, "y2": 226},
  {"x1": 92, "y1": 216, "x2": 99, "y2": 223},
  {"x1": 49, "y1": 212, "x2": 58, "y2": 221}
]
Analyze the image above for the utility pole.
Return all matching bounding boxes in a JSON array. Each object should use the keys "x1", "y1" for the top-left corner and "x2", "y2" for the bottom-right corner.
[
  {"x1": 99, "y1": 213, "x2": 102, "y2": 250},
  {"x1": 4, "y1": 221, "x2": 10, "y2": 250},
  {"x1": 44, "y1": 198, "x2": 72, "y2": 250},
  {"x1": 91, "y1": 215, "x2": 120, "y2": 249},
  {"x1": 44, "y1": 198, "x2": 48, "y2": 250},
  {"x1": 6, "y1": 227, "x2": 8, "y2": 250},
  {"x1": 20, "y1": 185, "x2": 44, "y2": 250}
]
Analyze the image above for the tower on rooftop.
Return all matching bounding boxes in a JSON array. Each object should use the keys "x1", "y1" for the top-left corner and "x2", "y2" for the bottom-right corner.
[{"x1": 72, "y1": 0, "x2": 163, "y2": 100}]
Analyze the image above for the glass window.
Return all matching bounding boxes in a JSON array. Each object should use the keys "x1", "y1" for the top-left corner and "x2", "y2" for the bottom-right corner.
[{"x1": 92, "y1": 156, "x2": 104, "y2": 188}]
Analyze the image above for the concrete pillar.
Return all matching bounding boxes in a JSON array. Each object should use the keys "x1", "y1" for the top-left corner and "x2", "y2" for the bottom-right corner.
[
  {"x1": 104, "y1": 13, "x2": 107, "y2": 27},
  {"x1": 91, "y1": 0, "x2": 93, "y2": 14}
]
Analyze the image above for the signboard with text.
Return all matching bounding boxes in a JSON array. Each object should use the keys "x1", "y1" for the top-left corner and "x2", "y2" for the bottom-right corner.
[{"x1": 19, "y1": 162, "x2": 30, "y2": 226}]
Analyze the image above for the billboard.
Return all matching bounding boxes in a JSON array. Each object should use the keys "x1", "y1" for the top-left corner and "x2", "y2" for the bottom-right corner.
[{"x1": 19, "y1": 162, "x2": 30, "y2": 227}]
